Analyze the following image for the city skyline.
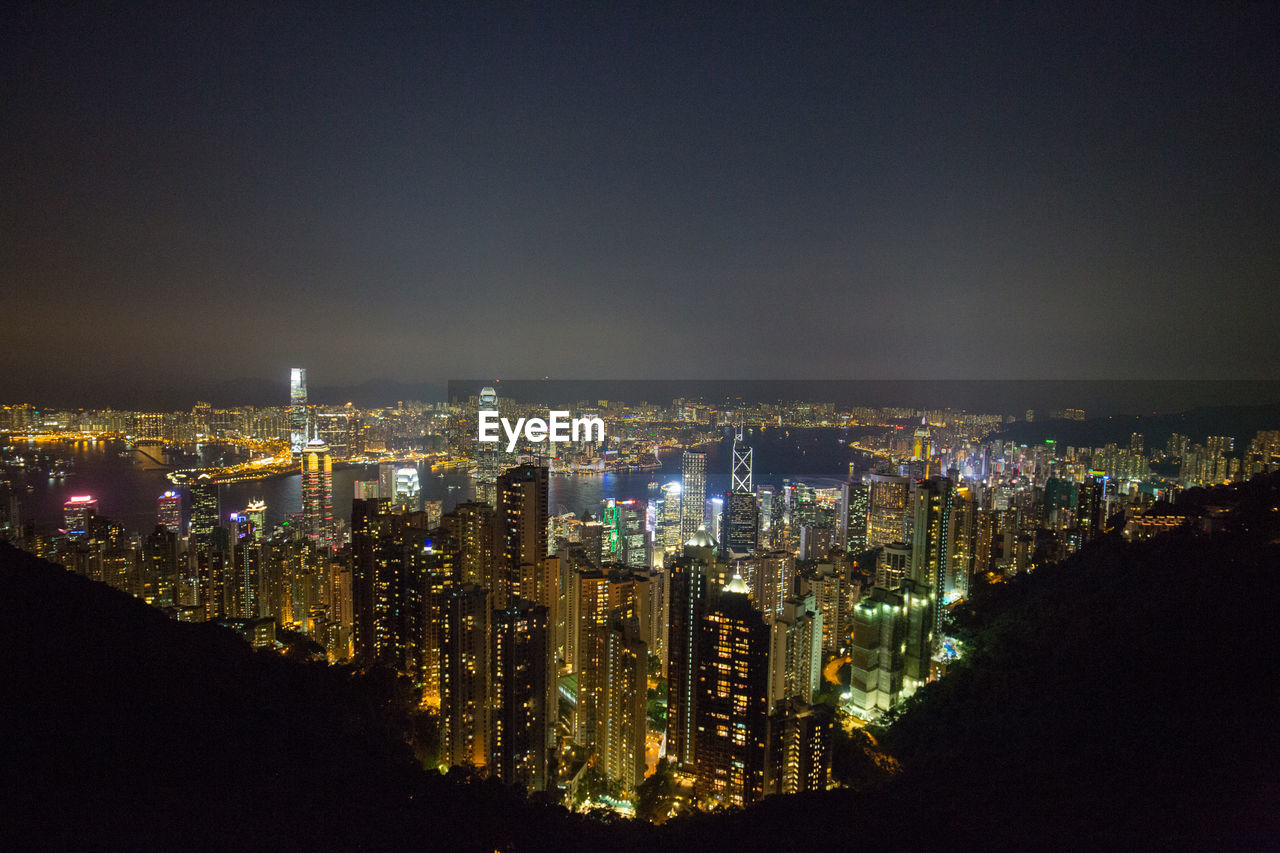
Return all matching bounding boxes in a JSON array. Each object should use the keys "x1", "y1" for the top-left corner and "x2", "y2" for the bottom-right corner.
[
  {"x1": 2, "y1": 2, "x2": 1277, "y2": 844},
  {"x1": 3, "y1": 3, "x2": 1278, "y2": 398}
]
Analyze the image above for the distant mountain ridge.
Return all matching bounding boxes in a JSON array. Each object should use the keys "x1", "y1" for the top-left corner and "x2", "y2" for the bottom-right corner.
[{"x1": 996, "y1": 400, "x2": 1280, "y2": 449}]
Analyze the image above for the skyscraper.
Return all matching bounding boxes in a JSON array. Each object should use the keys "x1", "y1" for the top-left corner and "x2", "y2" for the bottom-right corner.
[
  {"x1": 765, "y1": 699, "x2": 832, "y2": 796},
  {"x1": 681, "y1": 451, "x2": 706, "y2": 541},
  {"x1": 723, "y1": 490, "x2": 759, "y2": 557},
  {"x1": 838, "y1": 481, "x2": 869, "y2": 553},
  {"x1": 62, "y1": 495, "x2": 97, "y2": 538},
  {"x1": 496, "y1": 464, "x2": 549, "y2": 609},
  {"x1": 188, "y1": 475, "x2": 220, "y2": 544},
  {"x1": 289, "y1": 367, "x2": 308, "y2": 454},
  {"x1": 867, "y1": 473, "x2": 909, "y2": 549},
  {"x1": 666, "y1": 530, "x2": 715, "y2": 772},
  {"x1": 731, "y1": 427, "x2": 752, "y2": 493},
  {"x1": 490, "y1": 598, "x2": 554, "y2": 793},
  {"x1": 244, "y1": 499, "x2": 266, "y2": 544},
  {"x1": 301, "y1": 439, "x2": 333, "y2": 547},
  {"x1": 440, "y1": 583, "x2": 491, "y2": 770},
  {"x1": 656, "y1": 481, "x2": 682, "y2": 554},
  {"x1": 475, "y1": 386, "x2": 500, "y2": 507},
  {"x1": 599, "y1": 615, "x2": 648, "y2": 795},
  {"x1": 695, "y1": 574, "x2": 771, "y2": 808},
  {"x1": 156, "y1": 490, "x2": 181, "y2": 534},
  {"x1": 910, "y1": 476, "x2": 952, "y2": 639}
]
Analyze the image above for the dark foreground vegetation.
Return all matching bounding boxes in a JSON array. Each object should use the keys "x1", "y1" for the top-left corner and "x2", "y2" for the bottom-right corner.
[{"x1": 5, "y1": 474, "x2": 1279, "y2": 850}]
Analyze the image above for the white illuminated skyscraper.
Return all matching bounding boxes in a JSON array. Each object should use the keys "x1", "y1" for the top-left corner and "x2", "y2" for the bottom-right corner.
[{"x1": 289, "y1": 368, "x2": 309, "y2": 454}]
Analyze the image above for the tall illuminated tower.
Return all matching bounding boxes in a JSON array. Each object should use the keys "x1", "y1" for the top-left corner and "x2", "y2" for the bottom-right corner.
[
  {"x1": 490, "y1": 598, "x2": 554, "y2": 793},
  {"x1": 731, "y1": 426, "x2": 752, "y2": 493},
  {"x1": 156, "y1": 490, "x2": 182, "y2": 534},
  {"x1": 189, "y1": 475, "x2": 220, "y2": 544},
  {"x1": 244, "y1": 499, "x2": 266, "y2": 543},
  {"x1": 680, "y1": 451, "x2": 706, "y2": 541},
  {"x1": 496, "y1": 463, "x2": 548, "y2": 609},
  {"x1": 289, "y1": 368, "x2": 309, "y2": 454},
  {"x1": 63, "y1": 495, "x2": 98, "y2": 538},
  {"x1": 301, "y1": 438, "x2": 333, "y2": 547},
  {"x1": 475, "y1": 385, "x2": 500, "y2": 506},
  {"x1": 695, "y1": 573, "x2": 771, "y2": 808}
]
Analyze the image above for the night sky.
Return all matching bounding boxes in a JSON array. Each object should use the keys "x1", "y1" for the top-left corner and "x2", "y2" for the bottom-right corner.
[{"x1": 2, "y1": 2, "x2": 1277, "y2": 402}]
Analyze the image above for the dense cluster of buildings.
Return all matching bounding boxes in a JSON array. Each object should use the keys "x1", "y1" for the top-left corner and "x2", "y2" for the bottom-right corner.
[{"x1": 4, "y1": 376, "x2": 1280, "y2": 816}]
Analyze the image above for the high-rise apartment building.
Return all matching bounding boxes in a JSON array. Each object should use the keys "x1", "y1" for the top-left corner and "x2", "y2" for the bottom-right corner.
[
  {"x1": 440, "y1": 583, "x2": 491, "y2": 770},
  {"x1": 867, "y1": 473, "x2": 910, "y2": 549},
  {"x1": 490, "y1": 598, "x2": 554, "y2": 793},
  {"x1": 496, "y1": 464, "x2": 548, "y2": 609}
]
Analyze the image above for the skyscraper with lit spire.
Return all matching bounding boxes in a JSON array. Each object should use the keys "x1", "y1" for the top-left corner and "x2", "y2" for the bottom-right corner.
[{"x1": 301, "y1": 438, "x2": 333, "y2": 546}]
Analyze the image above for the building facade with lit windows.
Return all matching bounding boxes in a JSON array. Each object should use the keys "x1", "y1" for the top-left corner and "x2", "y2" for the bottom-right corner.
[
  {"x1": 695, "y1": 574, "x2": 771, "y2": 808},
  {"x1": 300, "y1": 439, "x2": 333, "y2": 547},
  {"x1": 867, "y1": 473, "x2": 910, "y2": 549}
]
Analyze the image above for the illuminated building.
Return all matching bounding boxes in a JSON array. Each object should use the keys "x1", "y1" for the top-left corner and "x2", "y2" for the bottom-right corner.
[
  {"x1": 475, "y1": 386, "x2": 500, "y2": 506},
  {"x1": 350, "y1": 499, "x2": 434, "y2": 675},
  {"x1": 142, "y1": 524, "x2": 180, "y2": 608},
  {"x1": 602, "y1": 499, "x2": 621, "y2": 562},
  {"x1": 743, "y1": 549, "x2": 795, "y2": 621},
  {"x1": 909, "y1": 476, "x2": 952, "y2": 638},
  {"x1": 63, "y1": 495, "x2": 97, "y2": 538},
  {"x1": 946, "y1": 486, "x2": 975, "y2": 603},
  {"x1": 228, "y1": 513, "x2": 260, "y2": 619},
  {"x1": 680, "y1": 451, "x2": 706, "y2": 541},
  {"x1": 441, "y1": 583, "x2": 491, "y2": 770},
  {"x1": 765, "y1": 699, "x2": 832, "y2": 796},
  {"x1": 848, "y1": 580, "x2": 932, "y2": 717},
  {"x1": 769, "y1": 593, "x2": 822, "y2": 707},
  {"x1": 244, "y1": 499, "x2": 266, "y2": 543},
  {"x1": 877, "y1": 541, "x2": 912, "y2": 588},
  {"x1": 723, "y1": 490, "x2": 759, "y2": 557},
  {"x1": 616, "y1": 499, "x2": 648, "y2": 567},
  {"x1": 156, "y1": 490, "x2": 181, "y2": 534},
  {"x1": 802, "y1": 562, "x2": 858, "y2": 656},
  {"x1": 838, "y1": 481, "x2": 869, "y2": 553},
  {"x1": 1077, "y1": 475, "x2": 1104, "y2": 540},
  {"x1": 665, "y1": 528, "x2": 717, "y2": 772},
  {"x1": 189, "y1": 475, "x2": 220, "y2": 544},
  {"x1": 490, "y1": 598, "x2": 554, "y2": 792},
  {"x1": 656, "y1": 481, "x2": 682, "y2": 553},
  {"x1": 315, "y1": 409, "x2": 354, "y2": 460},
  {"x1": 600, "y1": 615, "x2": 648, "y2": 795},
  {"x1": 708, "y1": 496, "x2": 724, "y2": 541},
  {"x1": 567, "y1": 567, "x2": 645, "y2": 753},
  {"x1": 912, "y1": 417, "x2": 932, "y2": 461},
  {"x1": 695, "y1": 573, "x2": 770, "y2": 808},
  {"x1": 300, "y1": 439, "x2": 333, "y2": 547},
  {"x1": 393, "y1": 467, "x2": 420, "y2": 510},
  {"x1": 867, "y1": 473, "x2": 909, "y2": 549},
  {"x1": 289, "y1": 367, "x2": 308, "y2": 454},
  {"x1": 496, "y1": 464, "x2": 548, "y2": 609},
  {"x1": 442, "y1": 501, "x2": 495, "y2": 587}
]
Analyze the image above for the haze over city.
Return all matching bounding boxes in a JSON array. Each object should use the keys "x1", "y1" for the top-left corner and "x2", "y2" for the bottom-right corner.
[{"x1": 3, "y1": 2, "x2": 1278, "y2": 401}]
